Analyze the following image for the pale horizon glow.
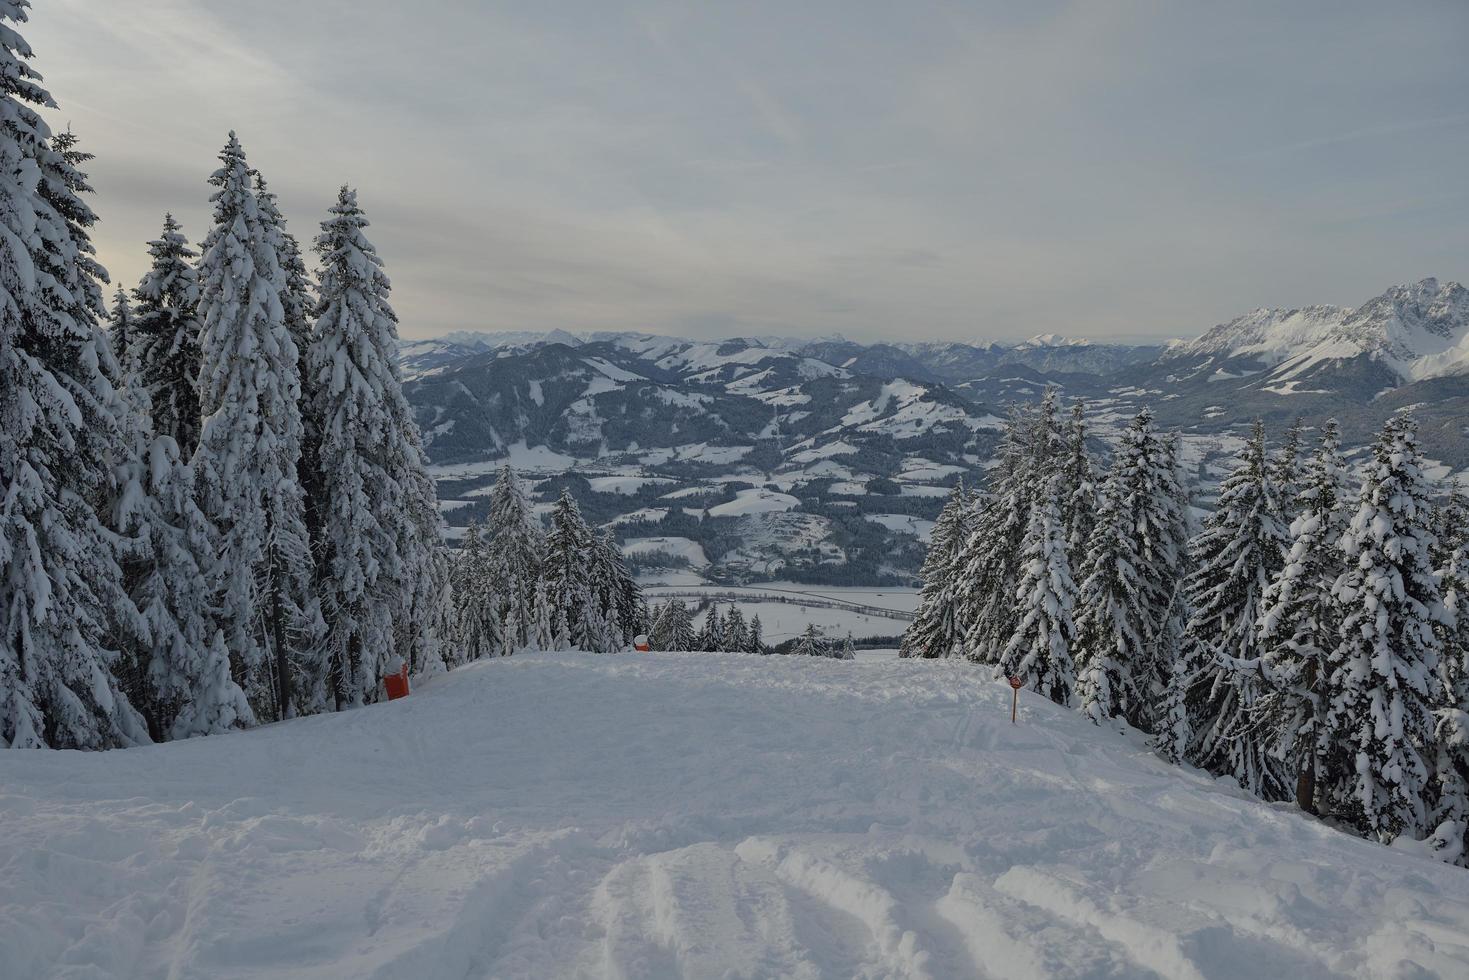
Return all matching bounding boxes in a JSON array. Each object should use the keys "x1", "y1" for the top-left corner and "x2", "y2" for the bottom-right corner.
[{"x1": 24, "y1": 0, "x2": 1469, "y2": 344}]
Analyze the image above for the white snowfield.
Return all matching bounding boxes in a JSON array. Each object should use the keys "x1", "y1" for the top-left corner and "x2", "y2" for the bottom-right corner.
[{"x1": 5, "y1": 653, "x2": 1469, "y2": 979}]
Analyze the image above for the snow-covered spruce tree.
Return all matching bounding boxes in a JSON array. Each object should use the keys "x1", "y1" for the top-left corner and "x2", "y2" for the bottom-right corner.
[
  {"x1": 647, "y1": 600, "x2": 670, "y2": 649},
  {"x1": 255, "y1": 172, "x2": 320, "y2": 535},
  {"x1": 1073, "y1": 414, "x2": 1175, "y2": 728},
  {"x1": 1323, "y1": 413, "x2": 1445, "y2": 843},
  {"x1": 649, "y1": 598, "x2": 695, "y2": 651},
  {"x1": 484, "y1": 463, "x2": 543, "y2": 649},
  {"x1": 792, "y1": 623, "x2": 829, "y2": 657},
  {"x1": 747, "y1": 614, "x2": 765, "y2": 654},
  {"x1": 997, "y1": 477, "x2": 1077, "y2": 706},
  {"x1": 724, "y1": 606, "x2": 748, "y2": 653},
  {"x1": 838, "y1": 632, "x2": 857, "y2": 661},
  {"x1": 46, "y1": 127, "x2": 109, "y2": 334},
  {"x1": 1272, "y1": 418, "x2": 1305, "y2": 522},
  {"x1": 107, "y1": 287, "x2": 133, "y2": 372},
  {"x1": 131, "y1": 214, "x2": 204, "y2": 458},
  {"x1": 396, "y1": 416, "x2": 450, "y2": 675},
  {"x1": 191, "y1": 133, "x2": 321, "y2": 721},
  {"x1": 1164, "y1": 422, "x2": 1287, "y2": 797},
  {"x1": 543, "y1": 490, "x2": 595, "y2": 649},
  {"x1": 697, "y1": 604, "x2": 723, "y2": 653},
  {"x1": 1254, "y1": 420, "x2": 1348, "y2": 812},
  {"x1": 590, "y1": 528, "x2": 642, "y2": 649},
  {"x1": 1060, "y1": 401, "x2": 1096, "y2": 559},
  {"x1": 111, "y1": 363, "x2": 252, "y2": 740},
  {"x1": 0, "y1": 24, "x2": 148, "y2": 748},
  {"x1": 307, "y1": 186, "x2": 446, "y2": 706},
  {"x1": 1429, "y1": 482, "x2": 1469, "y2": 864},
  {"x1": 502, "y1": 605, "x2": 522, "y2": 657},
  {"x1": 448, "y1": 522, "x2": 493, "y2": 663},
  {"x1": 902, "y1": 480, "x2": 975, "y2": 659},
  {"x1": 528, "y1": 577, "x2": 555, "y2": 652},
  {"x1": 961, "y1": 391, "x2": 1069, "y2": 664}
]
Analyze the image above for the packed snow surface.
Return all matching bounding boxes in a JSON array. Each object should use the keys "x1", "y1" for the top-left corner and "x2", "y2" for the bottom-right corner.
[{"x1": 6, "y1": 653, "x2": 1469, "y2": 979}]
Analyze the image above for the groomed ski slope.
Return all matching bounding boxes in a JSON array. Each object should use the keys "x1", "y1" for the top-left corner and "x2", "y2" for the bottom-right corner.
[{"x1": 4, "y1": 653, "x2": 1469, "y2": 979}]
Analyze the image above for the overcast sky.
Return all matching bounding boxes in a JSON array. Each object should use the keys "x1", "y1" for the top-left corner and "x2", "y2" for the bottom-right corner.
[{"x1": 25, "y1": 0, "x2": 1469, "y2": 343}]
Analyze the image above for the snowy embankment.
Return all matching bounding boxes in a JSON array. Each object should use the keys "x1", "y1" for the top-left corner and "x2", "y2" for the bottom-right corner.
[{"x1": 5, "y1": 654, "x2": 1469, "y2": 979}]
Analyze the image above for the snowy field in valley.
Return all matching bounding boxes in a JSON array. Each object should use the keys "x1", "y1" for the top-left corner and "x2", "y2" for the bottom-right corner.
[{"x1": 6, "y1": 652, "x2": 1469, "y2": 979}]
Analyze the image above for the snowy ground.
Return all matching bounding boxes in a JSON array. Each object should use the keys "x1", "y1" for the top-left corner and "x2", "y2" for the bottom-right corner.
[{"x1": 6, "y1": 653, "x2": 1469, "y2": 979}]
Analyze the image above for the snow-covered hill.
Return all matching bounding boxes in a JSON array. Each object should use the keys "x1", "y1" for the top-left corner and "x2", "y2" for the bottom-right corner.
[{"x1": 5, "y1": 652, "x2": 1468, "y2": 979}]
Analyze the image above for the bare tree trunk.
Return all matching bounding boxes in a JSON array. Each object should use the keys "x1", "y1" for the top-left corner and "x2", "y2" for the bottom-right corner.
[
  {"x1": 272, "y1": 577, "x2": 293, "y2": 720},
  {"x1": 1296, "y1": 756, "x2": 1317, "y2": 815}
]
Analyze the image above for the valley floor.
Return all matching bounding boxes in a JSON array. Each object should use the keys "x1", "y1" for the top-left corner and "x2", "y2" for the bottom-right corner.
[{"x1": 4, "y1": 653, "x2": 1469, "y2": 978}]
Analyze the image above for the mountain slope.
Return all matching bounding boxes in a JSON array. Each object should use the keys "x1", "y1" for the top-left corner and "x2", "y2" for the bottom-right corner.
[
  {"x1": 1162, "y1": 278, "x2": 1469, "y2": 384},
  {"x1": 6, "y1": 651, "x2": 1467, "y2": 979}
]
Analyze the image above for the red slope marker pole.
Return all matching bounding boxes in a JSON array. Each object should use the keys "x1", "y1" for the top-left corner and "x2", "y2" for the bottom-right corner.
[{"x1": 1008, "y1": 675, "x2": 1022, "y2": 724}]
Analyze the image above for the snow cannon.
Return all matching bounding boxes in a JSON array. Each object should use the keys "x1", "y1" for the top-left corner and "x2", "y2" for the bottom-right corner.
[
  {"x1": 384, "y1": 655, "x2": 410, "y2": 700},
  {"x1": 633, "y1": 634, "x2": 651, "y2": 652}
]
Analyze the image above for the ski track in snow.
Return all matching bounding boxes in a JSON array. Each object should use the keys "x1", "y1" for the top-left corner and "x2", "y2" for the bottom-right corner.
[{"x1": 4, "y1": 652, "x2": 1469, "y2": 978}]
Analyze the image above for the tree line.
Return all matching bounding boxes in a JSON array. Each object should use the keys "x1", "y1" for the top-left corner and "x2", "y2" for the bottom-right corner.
[
  {"x1": 450, "y1": 467, "x2": 645, "y2": 658},
  {"x1": 904, "y1": 388, "x2": 1469, "y2": 864},
  {"x1": 2, "y1": 6, "x2": 446, "y2": 749}
]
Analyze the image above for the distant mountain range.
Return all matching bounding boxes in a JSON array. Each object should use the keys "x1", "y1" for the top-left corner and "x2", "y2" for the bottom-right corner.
[{"x1": 403, "y1": 278, "x2": 1469, "y2": 584}]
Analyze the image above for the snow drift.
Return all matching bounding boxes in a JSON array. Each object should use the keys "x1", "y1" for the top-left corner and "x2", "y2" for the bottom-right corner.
[{"x1": 4, "y1": 652, "x2": 1469, "y2": 978}]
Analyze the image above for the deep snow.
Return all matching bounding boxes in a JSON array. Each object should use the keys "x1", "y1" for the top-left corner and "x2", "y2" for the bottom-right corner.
[{"x1": 4, "y1": 652, "x2": 1469, "y2": 978}]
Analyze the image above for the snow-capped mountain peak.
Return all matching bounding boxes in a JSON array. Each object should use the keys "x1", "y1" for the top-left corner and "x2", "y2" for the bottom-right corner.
[
  {"x1": 1016, "y1": 333, "x2": 1093, "y2": 349},
  {"x1": 1166, "y1": 278, "x2": 1469, "y2": 382}
]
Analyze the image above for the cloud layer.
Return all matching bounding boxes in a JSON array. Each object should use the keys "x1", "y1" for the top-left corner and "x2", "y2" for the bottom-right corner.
[{"x1": 25, "y1": 0, "x2": 1469, "y2": 342}]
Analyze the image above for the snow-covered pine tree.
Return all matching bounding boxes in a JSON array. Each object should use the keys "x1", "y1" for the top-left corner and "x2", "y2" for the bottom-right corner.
[
  {"x1": 449, "y1": 522, "x2": 493, "y2": 662},
  {"x1": 649, "y1": 598, "x2": 695, "y2": 651},
  {"x1": 1100, "y1": 408, "x2": 1189, "y2": 731},
  {"x1": 674, "y1": 601, "x2": 698, "y2": 651},
  {"x1": 543, "y1": 490, "x2": 595, "y2": 650},
  {"x1": 253, "y1": 172, "x2": 313, "y2": 386},
  {"x1": 591, "y1": 528, "x2": 642, "y2": 648},
  {"x1": 107, "y1": 287, "x2": 133, "y2": 372},
  {"x1": 551, "y1": 606, "x2": 571, "y2": 651},
  {"x1": 1073, "y1": 456, "x2": 1148, "y2": 727},
  {"x1": 1430, "y1": 482, "x2": 1469, "y2": 864},
  {"x1": 902, "y1": 480, "x2": 975, "y2": 659},
  {"x1": 307, "y1": 186, "x2": 444, "y2": 707},
  {"x1": 0, "y1": 25, "x2": 148, "y2": 747},
  {"x1": 1255, "y1": 420, "x2": 1348, "y2": 812},
  {"x1": 529, "y1": 577, "x2": 555, "y2": 652},
  {"x1": 111, "y1": 361, "x2": 252, "y2": 740},
  {"x1": 696, "y1": 604, "x2": 722, "y2": 653},
  {"x1": 502, "y1": 606, "x2": 521, "y2": 657},
  {"x1": 1166, "y1": 422, "x2": 1288, "y2": 797},
  {"x1": 1060, "y1": 401, "x2": 1096, "y2": 559},
  {"x1": 647, "y1": 601, "x2": 670, "y2": 650},
  {"x1": 747, "y1": 614, "x2": 765, "y2": 654},
  {"x1": 997, "y1": 477, "x2": 1077, "y2": 706},
  {"x1": 192, "y1": 133, "x2": 321, "y2": 721},
  {"x1": 957, "y1": 417, "x2": 1041, "y2": 663},
  {"x1": 254, "y1": 171, "x2": 321, "y2": 540},
  {"x1": 46, "y1": 127, "x2": 109, "y2": 334},
  {"x1": 395, "y1": 417, "x2": 450, "y2": 676},
  {"x1": 131, "y1": 213, "x2": 204, "y2": 458},
  {"x1": 1272, "y1": 418, "x2": 1305, "y2": 523},
  {"x1": 838, "y1": 632, "x2": 857, "y2": 661},
  {"x1": 792, "y1": 623, "x2": 828, "y2": 657},
  {"x1": 724, "y1": 606, "x2": 748, "y2": 653},
  {"x1": 484, "y1": 464, "x2": 543, "y2": 648},
  {"x1": 1323, "y1": 413, "x2": 1446, "y2": 842}
]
